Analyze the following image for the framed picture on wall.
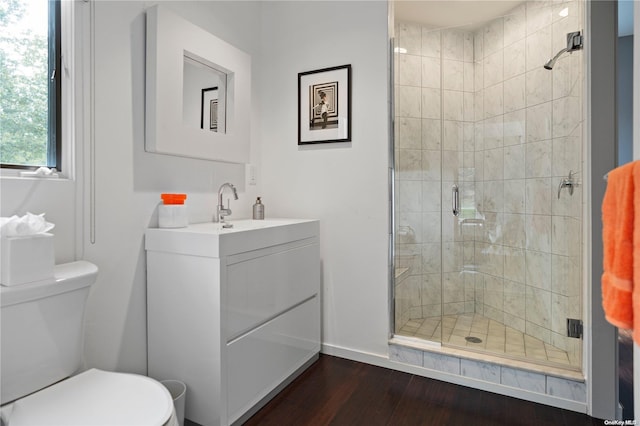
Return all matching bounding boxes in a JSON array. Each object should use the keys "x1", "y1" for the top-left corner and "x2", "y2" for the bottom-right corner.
[
  {"x1": 298, "y1": 64, "x2": 351, "y2": 145},
  {"x1": 201, "y1": 87, "x2": 219, "y2": 132}
]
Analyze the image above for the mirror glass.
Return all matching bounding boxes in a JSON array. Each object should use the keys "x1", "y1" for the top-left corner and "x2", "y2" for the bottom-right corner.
[{"x1": 182, "y1": 54, "x2": 227, "y2": 134}]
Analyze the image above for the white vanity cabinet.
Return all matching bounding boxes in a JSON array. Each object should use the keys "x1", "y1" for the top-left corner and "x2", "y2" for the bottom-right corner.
[{"x1": 145, "y1": 219, "x2": 320, "y2": 426}]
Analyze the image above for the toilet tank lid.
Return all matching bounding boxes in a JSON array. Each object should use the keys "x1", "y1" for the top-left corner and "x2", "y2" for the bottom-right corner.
[
  {"x1": 7, "y1": 369, "x2": 174, "y2": 426},
  {"x1": 0, "y1": 261, "x2": 98, "y2": 308}
]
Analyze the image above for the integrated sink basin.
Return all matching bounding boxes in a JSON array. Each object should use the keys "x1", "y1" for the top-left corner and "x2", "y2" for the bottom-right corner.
[{"x1": 145, "y1": 218, "x2": 318, "y2": 258}]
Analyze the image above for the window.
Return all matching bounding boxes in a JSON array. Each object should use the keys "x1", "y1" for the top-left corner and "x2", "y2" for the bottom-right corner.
[{"x1": 0, "y1": 0, "x2": 61, "y2": 171}]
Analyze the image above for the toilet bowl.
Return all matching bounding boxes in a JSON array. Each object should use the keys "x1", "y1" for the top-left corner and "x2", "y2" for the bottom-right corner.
[
  {"x1": 1, "y1": 369, "x2": 177, "y2": 426},
  {"x1": 0, "y1": 261, "x2": 177, "y2": 426}
]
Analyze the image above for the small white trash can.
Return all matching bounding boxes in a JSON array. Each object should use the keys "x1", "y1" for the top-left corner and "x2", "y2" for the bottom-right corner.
[{"x1": 161, "y1": 380, "x2": 186, "y2": 426}]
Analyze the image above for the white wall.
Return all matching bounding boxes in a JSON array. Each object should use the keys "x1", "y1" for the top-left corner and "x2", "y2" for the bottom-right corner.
[
  {"x1": 1, "y1": 0, "x2": 390, "y2": 374},
  {"x1": 258, "y1": 1, "x2": 390, "y2": 357},
  {"x1": 79, "y1": 0, "x2": 264, "y2": 373}
]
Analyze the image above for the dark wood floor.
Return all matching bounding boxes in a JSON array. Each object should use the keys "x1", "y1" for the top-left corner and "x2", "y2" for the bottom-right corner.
[{"x1": 244, "y1": 354, "x2": 603, "y2": 426}]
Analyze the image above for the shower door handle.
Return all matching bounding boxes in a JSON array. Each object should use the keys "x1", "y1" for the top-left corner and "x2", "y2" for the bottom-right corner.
[{"x1": 452, "y1": 184, "x2": 460, "y2": 217}]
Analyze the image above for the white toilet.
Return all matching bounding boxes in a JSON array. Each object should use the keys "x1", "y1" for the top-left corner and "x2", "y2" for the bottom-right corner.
[{"x1": 0, "y1": 261, "x2": 177, "y2": 426}]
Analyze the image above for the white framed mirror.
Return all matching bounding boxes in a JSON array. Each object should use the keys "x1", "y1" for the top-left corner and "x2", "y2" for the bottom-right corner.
[{"x1": 145, "y1": 5, "x2": 250, "y2": 163}]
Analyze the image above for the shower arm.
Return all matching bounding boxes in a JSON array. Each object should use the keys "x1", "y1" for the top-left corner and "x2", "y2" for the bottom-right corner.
[{"x1": 544, "y1": 31, "x2": 583, "y2": 70}]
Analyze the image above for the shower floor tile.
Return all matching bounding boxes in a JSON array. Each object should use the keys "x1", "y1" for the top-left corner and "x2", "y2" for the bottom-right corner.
[{"x1": 398, "y1": 313, "x2": 574, "y2": 367}]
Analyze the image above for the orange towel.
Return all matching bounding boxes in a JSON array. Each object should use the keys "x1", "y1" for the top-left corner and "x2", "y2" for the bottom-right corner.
[{"x1": 602, "y1": 161, "x2": 639, "y2": 339}]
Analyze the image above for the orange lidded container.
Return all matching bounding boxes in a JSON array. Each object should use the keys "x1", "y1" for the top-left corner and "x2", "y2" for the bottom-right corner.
[
  {"x1": 159, "y1": 193, "x2": 188, "y2": 228},
  {"x1": 161, "y1": 193, "x2": 187, "y2": 205}
]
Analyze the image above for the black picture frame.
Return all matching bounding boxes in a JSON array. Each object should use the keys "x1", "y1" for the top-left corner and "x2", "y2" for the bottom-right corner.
[
  {"x1": 201, "y1": 86, "x2": 218, "y2": 132},
  {"x1": 298, "y1": 64, "x2": 351, "y2": 145}
]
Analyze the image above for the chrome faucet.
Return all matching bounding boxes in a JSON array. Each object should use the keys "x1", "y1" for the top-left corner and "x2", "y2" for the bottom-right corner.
[{"x1": 215, "y1": 182, "x2": 239, "y2": 224}]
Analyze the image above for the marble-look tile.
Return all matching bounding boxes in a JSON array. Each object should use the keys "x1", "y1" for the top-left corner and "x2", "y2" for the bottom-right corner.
[
  {"x1": 421, "y1": 56, "x2": 441, "y2": 89},
  {"x1": 464, "y1": 32, "x2": 474, "y2": 62},
  {"x1": 525, "y1": 178, "x2": 552, "y2": 215},
  {"x1": 551, "y1": 216, "x2": 581, "y2": 257},
  {"x1": 526, "y1": 102, "x2": 552, "y2": 142},
  {"x1": 421, "y1": 212, "x2": 442, "y2": 243},
  {"x1": 551, "y1": 254, "x2": 581, "y2": 297},
  {"x1": 483, "y1": 18, "x2": 504, "y2": 57},
  {"x1": 422, "y1": 243, "x2": 442, "y2": 274},
  {"x1": 397, "y1": 117, "x2": 422, "y2": 150},
  {"x1": 504, "y1": 12, "x2": 526, "y2": 46},
  {"x1": 551, "y1": 53, "x2": 581, "y2": 99},
  {"x1": 461, "y1": 359, "x2": 501, "y2": 383},
  {"x1": 398, "y1": 180, "x2": 422, "y2": 212},
  {"x1": 421, "y1": 180, "x2": 441, "y2": 213},
  {"x1": 551, "y1": 292, "x2": 569, "y2": 335},
  {"x1": 463, "y1": 122, "x2": 474, "y2": 153},
  {"x1": 423, "y1": 352, "x2": 461, "y2": 374},
  {"x1": 398, "y1": 22, "x2": 422, "y2": 55},
  {"x1": 525, "y1": 321, "x2": 551, "y2": 345},
  {"x1": 525, "y1": 25, "x2": 551, "y2": 72},
  {"x1": 443, "y1": 90, "x2": 464, "y2": 121},
  {"x1": 501, "y1": 366, "x2": 546, "y2": 393},
  {"x1": 483, "y1": 115, "x2": 504, "y2": 149},
  {"x1": 504, "y1": 281, "x2": 526, "y2": 325},
  {"x1": 390, "y1": 345, "x2": 423, "y2": 367},
  {"x1": 526, "y1": 4, "x2": 552, "y2": 36},
  {"x1": 551, "y1": 136, "x2": 581, "y2": 179},
  {"x1": 421, "y1": 88, "x2": 441, "y2": 120},
  {"x1": 422, "y1": 27, "x2": 441, "y2": 58},
  {"x1": 421, "y1": 273, "x2": 442, "y2": 308},
  {"x1": 552, "y1": 96, "x2": 581, "y2": 139},
  {"x1": 546, "y1": 376, "x2": 586, "y2": 402},
  {"x1": 397, "y1": 86, "x2": 422, "y2": 119},
  {"x1": 484, "y1": 83, "x2": 504, "y2": 119},
  {"x1": 525, "y1": 139, "x2": 552, "y2": 178},
  {"x1": 483, "y1": 149, "x2": 504, "y2": 181},
  {"x1": 503, "y1": 246, "x2": 525, "y2": 283},
  {"x1": 503, "y1": 213, "x2": 526, "y2": 248},
  {"x1": 474, "y1": 90, "x2": 484, "y2": 123},
  {"x1": 526, "y1": 214, "x2": 551, "y2": 252},
  {"x1": 504, "y1": 48, "x2": 525, "y2": 88},
  {"x1": 463, "y1": 93, "x2": 474, "y2": 122},
  {"x1": 503, "y1": 110, "x2": 526, "y2": 146},
  {"x1": 484, "y1": 51, "x2": 504, "y2": 88},
  {"x1": 525, "y1": 68, "x2": 553, "y2": 107},
  {"x1": 442, "y1": 151, "x2": 461, "y2": 181},
  {"x1": 525, "y1": 250, "x2": 552, "y2": 291},
  {"x1": 483, "y1": 275, "x2": 504, "y2": 310},
  {"x1": 443, "y1": 60, "x2": 464, "y2": 91},
  {"x1": 504, "y1": 144, "x2": 525, "y2": 180},
  {"x1": 474, "y1": 29, "x2": 484, "y2": 61},
  {"x1": 443, "y1": 242, "x2": 464, "y2": 272},
  {"x1": 443, "y1": 120, "x2": 463, "y2": 151},
  {"x1": 399, "y1": 54, "x2": 422, "y2": 87},
  {"x1": 503, "y1": 312, "x2": 526, "y2": 333},
  {"x1": 421, "y1": 118, "x2": 441, "y2": 150},
  {"x1": 443, "y1": 29, "x2": 464, "y2": 61},
  {"x1": 526, "y1": 286, "x2": 552, "y2": 328},
  {"x1": 421, "y1": 149, "x2": 441, "y2": 182},
  {"x1": 464, "y1": 62, "x2": 474, "y2": 92},
  {"x1": 398, "y1": 149, "x2": 422, "y2": 181},
  {"x1": 504, "y1": 75, "x2": 525, "y2": 113}
]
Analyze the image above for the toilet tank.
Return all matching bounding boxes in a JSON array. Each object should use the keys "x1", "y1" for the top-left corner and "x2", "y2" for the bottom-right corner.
[{"x1": 0, "y1": 261, "x2": 98, "y2": 405}]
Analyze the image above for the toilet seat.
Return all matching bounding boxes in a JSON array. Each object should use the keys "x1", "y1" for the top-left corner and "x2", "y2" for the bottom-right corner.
[{"x1": 6, "y1": 369, "x2": 175, "y2": 426}]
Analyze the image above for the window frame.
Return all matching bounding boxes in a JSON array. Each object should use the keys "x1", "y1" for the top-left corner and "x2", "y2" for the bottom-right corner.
[{"x1": 0, "y1": 0, "x2": 62, "y2": 172}]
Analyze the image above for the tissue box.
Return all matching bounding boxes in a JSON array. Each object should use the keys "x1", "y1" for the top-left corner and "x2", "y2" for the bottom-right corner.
[{"x1": 1, "y1": 233, "x2": 54, "y2": 286}]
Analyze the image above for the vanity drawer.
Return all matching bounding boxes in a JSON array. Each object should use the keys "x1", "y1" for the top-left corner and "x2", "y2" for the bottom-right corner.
[
  {"x1": 226, "y1": 296, "x2": 320, "y2": 423},
  {"x1": 224, "y1": 241, "x2": 319, "y2": 341}
]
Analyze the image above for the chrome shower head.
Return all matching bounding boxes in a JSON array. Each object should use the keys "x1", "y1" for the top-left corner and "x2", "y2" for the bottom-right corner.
[
  {"x1": 544, "y1": 31, "x2": 583, "y2": 70},
  {"x1": 544, "y1": 48, "x2": 568, "y2": 70}
]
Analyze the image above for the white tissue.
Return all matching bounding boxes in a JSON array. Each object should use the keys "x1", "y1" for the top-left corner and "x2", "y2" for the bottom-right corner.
[{"x1": 0, "y1": 213, "x2": 55, "y2": 237}]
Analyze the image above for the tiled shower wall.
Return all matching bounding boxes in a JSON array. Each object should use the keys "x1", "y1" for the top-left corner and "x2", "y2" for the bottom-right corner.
[{"x1": 394, "y1": 1, "x2": 583, "y2": 366}]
